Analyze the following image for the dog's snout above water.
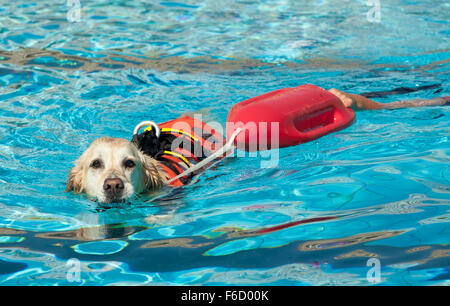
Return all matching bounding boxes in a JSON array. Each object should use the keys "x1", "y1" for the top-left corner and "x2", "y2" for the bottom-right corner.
[
  {"x1": 103, "y1": 178, "x2": 124, "y2": 194},
  {"x1": 65, "y1": 137, "x2": 166, "y2": 203}
]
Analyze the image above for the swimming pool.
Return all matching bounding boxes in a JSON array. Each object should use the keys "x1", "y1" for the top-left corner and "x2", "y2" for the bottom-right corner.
[{"x1": 0, "y1": 0, "x2": 449, "y2": 285}]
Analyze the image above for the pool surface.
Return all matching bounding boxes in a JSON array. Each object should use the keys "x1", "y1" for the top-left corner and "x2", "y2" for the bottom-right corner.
[{"x1": 0, "y1": 0, "x2": 449, "y2": 285}]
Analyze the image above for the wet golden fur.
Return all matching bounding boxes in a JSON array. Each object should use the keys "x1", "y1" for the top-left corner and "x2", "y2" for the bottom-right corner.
[{"x1": 66, "y1": 137, "x2": 167, "y2": 203}]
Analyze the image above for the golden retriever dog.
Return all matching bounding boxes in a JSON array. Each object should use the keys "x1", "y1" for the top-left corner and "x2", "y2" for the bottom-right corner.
[
  {"x1": 66, "y1": 90, "x2": 448, "y2": 204},
  {"x1": 66, "y1": 137, "x2": 167, "y2": 203}
]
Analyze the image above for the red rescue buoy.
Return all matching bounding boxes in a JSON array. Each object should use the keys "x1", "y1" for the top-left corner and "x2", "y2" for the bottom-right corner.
[{"x1": 226, "y1": 84, "x2": 355, "y2": 151}]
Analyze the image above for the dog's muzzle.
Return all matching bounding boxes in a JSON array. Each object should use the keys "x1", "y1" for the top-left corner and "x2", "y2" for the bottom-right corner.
[{"x1": 103, "y1": 178, "x2": 124, "y2": 201}]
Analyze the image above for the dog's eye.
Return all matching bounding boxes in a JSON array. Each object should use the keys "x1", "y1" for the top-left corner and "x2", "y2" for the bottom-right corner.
[
  {"x1": 124, "y1": 159, "x2": 135, "y2": 168},
  {"x1": 90, "y1": 160, "x2": 102, "y2": 168}
]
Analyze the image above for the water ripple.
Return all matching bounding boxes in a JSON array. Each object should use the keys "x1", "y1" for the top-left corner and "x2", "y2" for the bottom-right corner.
[{"x1": 0, "y1": 0, "x2": 449, "y2": 285}]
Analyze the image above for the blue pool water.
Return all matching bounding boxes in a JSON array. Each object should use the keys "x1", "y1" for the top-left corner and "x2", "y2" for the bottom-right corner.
[{"x1": 0, "y1": 0, "x2": 449, "y2": 285}]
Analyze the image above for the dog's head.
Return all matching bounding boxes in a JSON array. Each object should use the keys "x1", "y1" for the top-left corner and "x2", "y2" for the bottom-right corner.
[{"x1": 66, "y1": 137, "x2": 166, "y2": 203}]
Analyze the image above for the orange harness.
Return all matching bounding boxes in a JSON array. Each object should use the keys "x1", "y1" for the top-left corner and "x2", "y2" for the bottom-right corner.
[{"x1": 134, "y1": 116, "x2": 225, "y2": 187}]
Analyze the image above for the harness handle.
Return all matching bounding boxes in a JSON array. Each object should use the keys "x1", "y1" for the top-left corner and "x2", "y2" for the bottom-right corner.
[{"x1": 133, "y1": 121, "x2": 161, "y2": 139}]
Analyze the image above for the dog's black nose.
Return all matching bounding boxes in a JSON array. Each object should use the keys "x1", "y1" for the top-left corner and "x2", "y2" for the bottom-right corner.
[{"x1": 103, "y1": 178, "x2": 124, "y2": 193}]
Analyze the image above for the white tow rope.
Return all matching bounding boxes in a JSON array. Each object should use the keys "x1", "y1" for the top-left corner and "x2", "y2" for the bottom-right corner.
[{"x1": 167, "y1": 127, "x2": 242, "y2": 184}]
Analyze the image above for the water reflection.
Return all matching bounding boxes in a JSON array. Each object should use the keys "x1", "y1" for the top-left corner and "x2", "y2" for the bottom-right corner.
[{"x1": 298, "y1": 230, "x2": 406, "y2": 251}]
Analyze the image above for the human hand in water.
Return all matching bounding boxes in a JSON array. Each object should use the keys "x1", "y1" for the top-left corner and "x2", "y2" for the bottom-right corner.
[
  {"x1": 329, "y1": 88, "x2": 449, "y2": 110},
  {"x1": 328, "y1": 88, "x2": 382, "y2": 110}
]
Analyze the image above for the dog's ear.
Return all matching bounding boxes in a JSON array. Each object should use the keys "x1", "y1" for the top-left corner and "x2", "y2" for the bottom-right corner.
[
  {"x1": 141, "y1": 154, "x2": 166, "y2": 191},
  {"x1": 66, "y1": 164, "x2": 84, "y2": 193}
]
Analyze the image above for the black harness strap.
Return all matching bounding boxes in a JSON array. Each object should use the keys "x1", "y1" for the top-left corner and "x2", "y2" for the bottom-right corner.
[{"x1": 132, "y1": 128, "x2": 202, "y2": 185}]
